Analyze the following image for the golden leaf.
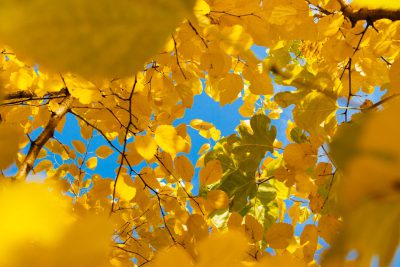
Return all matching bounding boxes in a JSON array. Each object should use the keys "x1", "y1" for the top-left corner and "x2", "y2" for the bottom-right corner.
[
  {"x1": 0, "y1": 0, "x2": 195, "y2": 78},
  {"x1": 199, "y1": 159, "x2": 223, "y2": 185},
  {"x1": 155, "y1": 125, "x2": 186, "y2": 155}
]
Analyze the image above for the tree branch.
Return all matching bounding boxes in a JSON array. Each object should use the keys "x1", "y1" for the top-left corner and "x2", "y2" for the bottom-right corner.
[
  {"x1": 337, "y1": 0, "x2": 400, "y2": 26},
  {"x1": 14, "y1": 93, "x2": 73, "y2": 180},
  {"x1": 4, "y1": 88, "x2": 68, "y2": 101}
]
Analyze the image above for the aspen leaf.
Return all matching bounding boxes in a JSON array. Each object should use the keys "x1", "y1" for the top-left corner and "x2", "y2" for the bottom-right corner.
[
  {"x1": 265, "y1": 222, "x2": 294, "y2": 249},
  {"x1": 228, "y1": 212, "x2": 243, "y2": 230},
  {"x1": 95, "y1": 145, "x2": 114, "y2": 159},
  {"x1": 257, "y1": 254, "x2": 308, "y2": 267},
  {"x1": 64, "y1": 74, "x2": 101, "y2": 104},
  {"x1": 190, "y1": 119, "x2": 214, "y2": 131},
  {"x1": 0, "y1": 0, "x2": 195, "y2": 78},
  {"x1": 293, "y1": 91, "x2": 337, "y2": 134},
  {"x1": 0, "y1": 124, "x2": 23, "y2": 170},
  {"x1": 72, "y1": 140, "x2": 86, "y2": 155},
  {"x1": 86, "y1": 157, "x2": 98, "y2": 170},
  {"x1": 187, "y1": 214, "x2": 208, "y2": 240},
  {"x1": 389, "y1": 57, "x2": 400, "y2": 90},
  {"x1": 244, "y1": 215, "x2": 264, "y2": 242},
  {"x1": 198, "y1": 143, "x2": 211, "y2": 154},
  {"x1": 283, "y1": 143, "x2": 317, "y2": 171},
  {"x1": 199, "y1": 159, "x2": 223, "y2": 185},
  {"x1": 155, "y1": 125, "x2": 186, "y2": 155},
  {"x1": 134, "y1": 134, "x2": 157, "y2": 161},
  {"x1": 218, "y1": 73, "x2": 244, "y2": 106},
  {"x1": 174, "y1": 155, "x2": 194, "y2": 182},
  {"x1": 9, "y1": 69, "x2": 34, "y2": 91},
  {"x1": 153, "y1": 246, "x2": 192, "y2": 267},
  {"x1": 207, "y1": 189, "x2": 229, "y2": 210},
  {"x1": 300, "y1": 224, "x2": 318, "y2": 262},
  {"x1": 0, "y1": 183, "x2": 72, "y2": 264},
  {"x1": 318, "y1": 215, "x2": 341, "y2": 244},
  {"x1": 112, "y1": 174, "x2": 136, "y2": 202},
  {"x1": 353, "y1": 0, "x2": 400, "y2": 10},
  {"x1": 196, "y1": 231, "x2": 248, "y2": 266},
  {"x1": 249, "y1": 72, "x2": 274, "y2": 95}
]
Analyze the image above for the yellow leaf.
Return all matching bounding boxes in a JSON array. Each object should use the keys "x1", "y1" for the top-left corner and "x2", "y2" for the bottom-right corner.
[
  {"x1": 218, "y1": 74, "x2": 243, "y2": 106},
  {"x1": 317, "y1": 13, "x2": 344, "y2": 38},
  {"x1": 86, "y1": 157, "x2": 98, "y2": 170},
  {"x1": 249, "y1": 72, "x2": 273, "y2": 95},
  {"x1": 0, "y1": 0, "x2": 195, "y2": 78},
  {"x1": 196, "y1": 231, "x2": 248, "y2": 266},
  {"x1": 353, "y1": 0, "x2": 400, "y2": 10},
  {"x1": 265, "y1": 222, "x2": 294, "y2": 249},
  {"x1": 71, "y1": 140, "x2": 86, "y2": 154},
  {"x1": 389, "y1": 57, "x2": 400, "y2": 91},
  {"x1": 198, "y1": 143, "x2": 211, "y2": 154},
  {"x1": 256, "y1": 254, "x2": 307, "y2": 267},
  {"x1": 153, "y1": 231, "x2": 249, "y2": 267},
  {"x1": 293, "y1": 91, "x2": 337, "y2": 134},
  {"x1": 283, "y1": 143, "x2": 317, "y2": 171},
  {"x1": 174, "y1": 155, "x2": 194, "y2": 182},
  {"x1": 190, "y1": 119, "x2": 214, "y2": 131},
  {"x1": 317, "y1": 215, "x2": 341, "y2": 244},
  {"x1": 199, "y1": 159, "x2": 223, "y2": 185},
  {"x1": 134, "y1": 134, "x2": 157, "y2": 161},
  {"x1": 0, "y1": 183, "x2": 72, "y2": 265},
  {"x1": 219, "y1": 25, "x2": 253, "y2": 54},
  {"x1": 244, "y1": 215, "x2": 263, "y2": 242},
  {"x1": 112, "y1": 174, "x2": 136, "y2": 202},
  {"x1": 0, "y1": 123, "x2": 23, "y2": 170},
  {"x1": 9, "y1": 69, "x2": 34, "y2": 90},
  {"x1": 187, "y1": 214, "x2": 208, "y2": 240},
  {"x1": 300, "y1": 224, "x2": 318, "y2": 262},
  {"x1": 153, "y1": 246, "x2": 192, "y2": 267},
  {"x1": 95, "y1": 145, "x2": 113, "y2": 159},
  {"x1": 207, "y1": 190, "x2": 229, "y2": 210},
  {"x1": 155, "y1": 125, "x2": 186, "y2": 155},
  {"x1": 269, "y1": 5, "x2": 298, "y2": 26},
  {"x1": 64, "y1": 74, "x2": 101, "y2": 104}
]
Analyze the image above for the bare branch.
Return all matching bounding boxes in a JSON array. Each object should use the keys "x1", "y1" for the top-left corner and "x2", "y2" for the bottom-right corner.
[
  {"x1": 337, "y1": 0, "x2": 400, "y2": 26},
  {"x1": 14, "y1": 93, "x2": 73, "y2": 180}
]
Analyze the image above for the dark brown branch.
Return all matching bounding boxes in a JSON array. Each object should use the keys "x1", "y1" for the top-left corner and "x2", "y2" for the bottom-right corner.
[
  {"x1": 171, "y1": 34, "x2": 187, "y2": 80},
  {"x1": 14, "y1": 94, "x2": 73, "y2": 180},
  {"x1": 110, "y1": 76, "x2": 137, "y2": 214},
  {"x1": 305, "y1": 0, "x2": 334, "y2": 16},
  {"x1": 154, "y1": 154, "x2": 204, "y2": 215},
  {"x1": 188, "y1": 20, "x2": 209, "y2": 48},
  {"x1": 337, "y1": 0, "x2": 400, "y2": 26},
  {"x1": 209, "y1": 10, "x2": 262, "y2": 19},
  {"x1": 363, "y1": 93, "x2": 400, "y2": 111},
  {"x1": 4, "y1": 88, "x2": 68, "y2": 101}
]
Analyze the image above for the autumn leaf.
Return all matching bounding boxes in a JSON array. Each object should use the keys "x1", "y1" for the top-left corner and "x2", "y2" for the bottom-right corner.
[
  {"x1": 0, "y1": 0, "x2": 195, "y2": 78},
  {"x1": 155, "y1": 125, "x2": 186, "y2": 155},
  {"x1": 199, "y1": 159, "x2": 223, "y2": 185}
]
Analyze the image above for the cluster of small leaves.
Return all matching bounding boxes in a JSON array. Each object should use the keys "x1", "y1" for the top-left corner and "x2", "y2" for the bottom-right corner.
[{"x1": 0, "y1": 0, "x2": 400, "y2": 267}]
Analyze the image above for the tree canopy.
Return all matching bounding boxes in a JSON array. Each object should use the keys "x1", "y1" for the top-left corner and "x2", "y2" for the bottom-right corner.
[{"x1": 0, "y1": 0, "x2": 399, "y2": 266}]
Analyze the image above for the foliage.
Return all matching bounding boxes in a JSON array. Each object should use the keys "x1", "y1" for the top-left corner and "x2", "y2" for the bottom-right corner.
[{"x1": 0, "y1": 0, "x2": 400, "y2": 266}]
